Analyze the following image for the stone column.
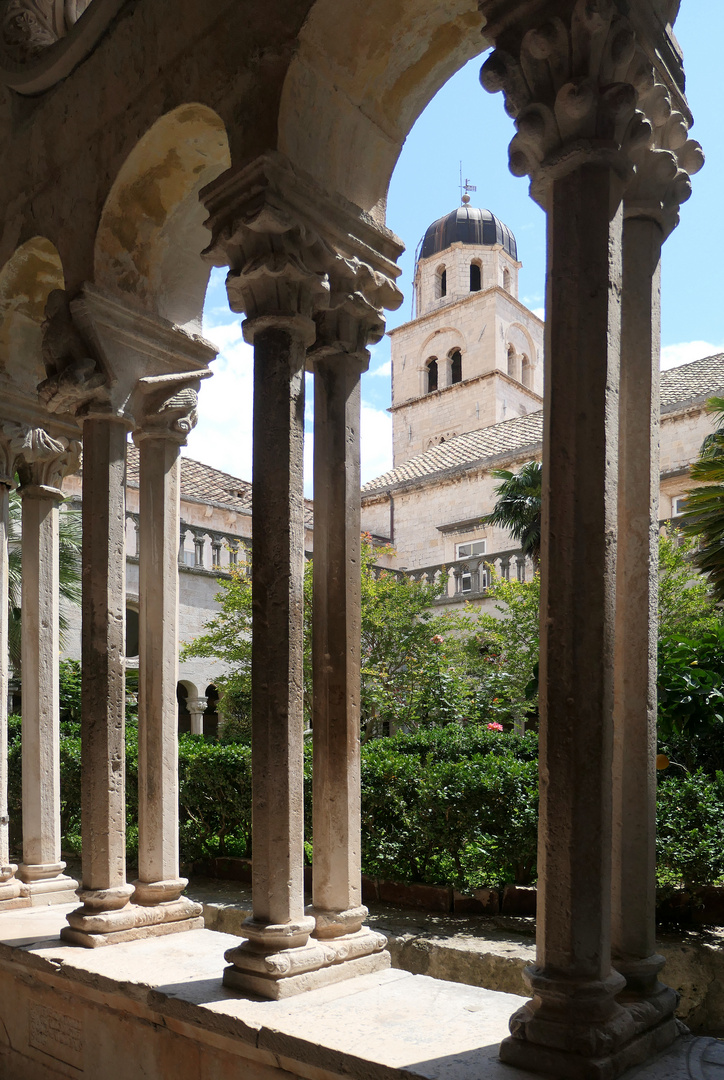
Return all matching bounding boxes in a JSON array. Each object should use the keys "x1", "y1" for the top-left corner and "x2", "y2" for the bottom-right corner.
[
  {"x1": 480, "y1": 2, "x2": 695, "y2": 1074},
  {"x1": 201, "y1": 152, "x2": 402, "y2": 998},
  {"x1": 130, "y1": 375, "x2": 205, "y2": 927},
  {"x1": 611, "y1": 99, "x2": 703, "y2": 1015},
  {"x1": 63, "y1": 416, "x2": 135, "y2": 941},
  {"x1": 306, "y1": 301, "x2": 388, "y2": 974},
  {"x1": 16, "y1": 429, "x2": 79, "y2": 903},
  {"x1": 187, "y1": 697, "x2": 208, "y2": 736},
  {"x1": 0, "y1": 434, "x2": 24, "y2": 908}
]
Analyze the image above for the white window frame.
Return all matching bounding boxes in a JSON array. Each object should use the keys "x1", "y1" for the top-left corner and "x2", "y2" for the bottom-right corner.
[
  {"x1": 672, "y1": 496, "x2": 688, "y2": 517},
  {"x1": 456, "y1": 538, "x2": 487, "y2": 559}
]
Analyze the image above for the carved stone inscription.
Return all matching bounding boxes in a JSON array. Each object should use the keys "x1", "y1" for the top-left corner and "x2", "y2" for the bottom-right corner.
[{"x1": 29, "y1": 1004, "x2": 83, "y2": 1069}]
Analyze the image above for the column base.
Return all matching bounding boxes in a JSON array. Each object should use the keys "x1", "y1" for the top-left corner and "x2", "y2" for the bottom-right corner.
[
  {"x1": 17, "y1": 862, "x2": 79, "y2": 906},
  {"x1": 500, "y1": 1013, "x2": 680, "y2": 1080},
  {"x1": 223, "y1": 926, "x2": 389, "y2": 1000},
  {"x1": 0, "y1": 868, "x2": 31, "y2": 910},
  {"x1": 499, "y1": 964, "x2": 681, "y2": 1080},
  {"x1": 61, "y1": 896, "x2": 203, "y2": 947}
]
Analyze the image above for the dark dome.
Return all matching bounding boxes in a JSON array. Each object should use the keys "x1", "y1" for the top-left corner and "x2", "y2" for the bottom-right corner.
[{"x1": 419, "y1": 205, "x2": 517, "y2": 261}]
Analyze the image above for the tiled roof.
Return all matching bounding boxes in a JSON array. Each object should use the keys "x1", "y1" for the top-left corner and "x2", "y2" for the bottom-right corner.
[
  {"x1": 126, "y1": 446, "x2": 314, "y2": 528},
  {"x1": 362, "y1": 412, "x2": 544, "y2": 495},
  {"x1": 362, "y1": 353, "x2": 724, "y2": 496},
  {"x1": 660, "y1": 353, "x2": 724, "y2": 409}
]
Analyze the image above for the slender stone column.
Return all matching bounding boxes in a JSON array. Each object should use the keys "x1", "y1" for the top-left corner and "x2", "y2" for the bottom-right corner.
[
  {"x1": 187, "y1": 697, "x2": 207, "y2": 736},
  {"x1": 132, "y1": 395, "x2": 202, "y2": 925},
  {"x1": 0, "y1": 442, "x2": 24, "y2": 907},
  {"x1": 16, "y1": 431, "x2": 79, "y2": 903},
  {"x1": 310, "y1": 354, "x2": 366, "y2": 934},
  {"x1": 611, "y1": 109, "x2": 702, "y2": 1019},
  {"x1": 307, "y1": 348, "x2": 385, "y2": 974},
  {"x1": 222, "y1": 320, "x2": 319, "y2": 995},
  {"x1": 62, "y1": 417, "x2": 134, "y2": 940}
]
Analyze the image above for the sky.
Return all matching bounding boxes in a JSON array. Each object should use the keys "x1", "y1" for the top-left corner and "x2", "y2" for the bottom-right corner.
[{"x1": 186, "y1": 4, "x2": 724, "y2": 494}]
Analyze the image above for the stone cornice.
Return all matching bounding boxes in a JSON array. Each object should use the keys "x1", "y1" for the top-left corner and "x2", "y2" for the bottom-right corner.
[
  {"x1": 389, "y1": 368, "x2": 543, "y2": 413},
  {"x1": 388, "y1": 285, "x2": 544, "y2": 338}
]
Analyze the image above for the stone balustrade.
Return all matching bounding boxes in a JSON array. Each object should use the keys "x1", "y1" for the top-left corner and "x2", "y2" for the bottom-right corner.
[{"x1": 372, "y1": 548, "x2": 530, "y2": 602}]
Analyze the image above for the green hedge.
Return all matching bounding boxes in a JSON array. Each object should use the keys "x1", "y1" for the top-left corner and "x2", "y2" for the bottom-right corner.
[{"x1": 7, "y1": 720, "x2": 724, "y2": 893}]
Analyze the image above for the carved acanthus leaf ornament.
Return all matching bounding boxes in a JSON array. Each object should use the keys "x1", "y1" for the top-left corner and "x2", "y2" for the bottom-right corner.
[
  {"x1": 479, "y1": 0, "x2": 702, "y2": 216},
  {"x1": 12, "y1": 424, "x2": 80, "y2": 492}
]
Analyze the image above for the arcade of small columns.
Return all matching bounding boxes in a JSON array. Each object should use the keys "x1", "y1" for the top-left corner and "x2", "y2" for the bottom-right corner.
[{"x1": 0, "y1": 0, "x2": 706, "y2": 1074}]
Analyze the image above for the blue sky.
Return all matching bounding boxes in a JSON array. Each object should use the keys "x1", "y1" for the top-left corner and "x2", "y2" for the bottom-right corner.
[{"x1": 187, "y1": 5, "x2": 724, "y2": 493}]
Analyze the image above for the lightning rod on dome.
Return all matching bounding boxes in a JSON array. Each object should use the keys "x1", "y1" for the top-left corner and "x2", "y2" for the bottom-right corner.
[{"x1": 459, "y1": 161, "x2": 476, "y2": 205}]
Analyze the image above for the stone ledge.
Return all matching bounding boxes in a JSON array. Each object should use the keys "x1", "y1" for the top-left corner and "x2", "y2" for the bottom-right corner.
[
  {"x1": 190, "y1": 880, "x2": 724, "y2": 1034},
  {"x1": 0, "y1": 902, "x2": 717, "y2": 1080}
]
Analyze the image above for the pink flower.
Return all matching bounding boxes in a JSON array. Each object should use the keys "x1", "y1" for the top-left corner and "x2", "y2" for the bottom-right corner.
[
  {"x1": 431, "y1": 635, "x2": 444, "y2": 645},
  {"x1": 487, "y1": 722, "x2": 504, "y2": 732}
]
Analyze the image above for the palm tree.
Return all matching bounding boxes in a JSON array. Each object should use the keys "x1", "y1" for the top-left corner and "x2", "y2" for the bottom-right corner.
[
  {"x1": 679, "y1": 396, "x2": 724, "y2": 603},
  {"x1": 7, "y1": 490, "x2": 82, "y2": 671},
  {"x1": 482, "y1": 460, "x2": 542, "y2": 567}
]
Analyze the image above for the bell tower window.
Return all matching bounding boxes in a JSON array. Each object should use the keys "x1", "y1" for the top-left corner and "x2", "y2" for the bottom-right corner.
[
  {"x1": 436, "y1": 266, "x2": 447, "y2": 298},
  {"x1": 470, "y1": 263, "x2": 481, "y2": 292},
  {"x1": 450, "y1": 349, "x2": 462, "y2": 385},
  {"x1": 426, "y1": 357, "x2": 438, "y2": 393},
  {"x1": 503, "y1": 267, "x2": 511, "y2": 292}
]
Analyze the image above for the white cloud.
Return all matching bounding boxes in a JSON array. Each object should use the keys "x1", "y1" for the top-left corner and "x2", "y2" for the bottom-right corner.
[
  {"x1": 660, "y1": 341, "x2": 724, "y2": 370},
  {"x1": 185, "y1": 308, "x2": 393, "y2": 496},
  {"x1": 369, "y1": 360, "x2": 392, "y2": 378},
  {"x1": 532, "y1": 307, "x2": 545, "y2": 320},
  {"x1": 184, "y1": 343, "x2": 254, "y2": 481},
  {"x1": 360, "y1": 404, "x2": 393, "y2": 485}
]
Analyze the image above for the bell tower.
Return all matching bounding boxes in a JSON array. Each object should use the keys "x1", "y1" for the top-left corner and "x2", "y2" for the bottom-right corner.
[{"x1": 389, "y1": 197, "x2": 544, "y2": 467}]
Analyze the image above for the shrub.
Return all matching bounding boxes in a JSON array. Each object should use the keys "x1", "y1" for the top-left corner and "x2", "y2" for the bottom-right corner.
[{"x1": 656, "y1": 770, "x2": 724, "y2": 890}]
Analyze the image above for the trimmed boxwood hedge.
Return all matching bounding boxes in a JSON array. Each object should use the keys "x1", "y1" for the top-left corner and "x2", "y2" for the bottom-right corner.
[{"x1": 6, "y1": 720, "x2": 724, "y2": 893}]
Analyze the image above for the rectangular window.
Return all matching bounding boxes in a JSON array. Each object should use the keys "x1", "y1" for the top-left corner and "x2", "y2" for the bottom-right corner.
[
  {"x1": 456, "y1": 539, "x2": 486, "y2": 559},
  {"x1": 672, "y1": 496, "x2": 688, "y2": 517}
]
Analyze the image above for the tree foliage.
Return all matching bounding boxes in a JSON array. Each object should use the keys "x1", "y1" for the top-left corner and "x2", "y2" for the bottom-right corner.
[
  {"x1": 481, "y1": 460, "x2": 542, "y2": 565},
  {"x1": 181, "y1": 537, "x2": 478, "y2": 738},
  {"x1": 679, "y1": 395, "x2": 724, "y2": 602}
]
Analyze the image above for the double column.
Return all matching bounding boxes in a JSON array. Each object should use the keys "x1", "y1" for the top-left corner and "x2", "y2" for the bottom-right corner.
[
  {"x1": 202, "y1": 155, "x2": 401, "y2": 998},
  {"x1": 57, "y1": 285, "x2": 213, "y2": 945},
  {"x1": 481, "y1": 2, "x2": 701, "y2": 1075},
  {"x1": 16, "y1": 430, "x2": 79, "y2": 903}
]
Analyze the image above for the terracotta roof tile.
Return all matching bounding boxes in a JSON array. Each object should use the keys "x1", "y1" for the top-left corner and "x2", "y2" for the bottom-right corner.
[
  {"x1": 126, "y1": 446, "x2": 314, "y2": 528},
  {"x1": 660, "y1": 353, "x2": 724, "y2": 409}
]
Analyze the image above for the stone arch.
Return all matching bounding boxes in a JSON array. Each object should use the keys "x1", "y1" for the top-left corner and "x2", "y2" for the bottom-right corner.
[
  {"x1": 0, "y1": 237, "x2": 64, "y2": 395},
  {"x1": 469, "y1": 260, "x2": 482, "y2": 292},
  {"x1": 94, "y1": 104, "x2": 231, "y2": 329},
  {"x1": 278, "y1": 0, "x2": 485, "y2": 212}
]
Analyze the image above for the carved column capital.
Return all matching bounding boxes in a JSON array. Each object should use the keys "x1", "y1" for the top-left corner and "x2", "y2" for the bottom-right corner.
[
  {"x1": 132, "y1": 371, "x2": 213, "y2": 446},
  {"x1": 479, "y1": 0, "x2": 665, "y2": 206},
  {"x1": 202, "y1": 152, "x2": 404, "y2": 350},
  {"x1": 37, "y1": 289, "x2": 109, "y2": 419},
  {"x1": 13, "y1": 424, "x2": 81, "y2": 497},
  {"x1": 624, "y1": 78, "x2": 703, "y2": 237}
]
